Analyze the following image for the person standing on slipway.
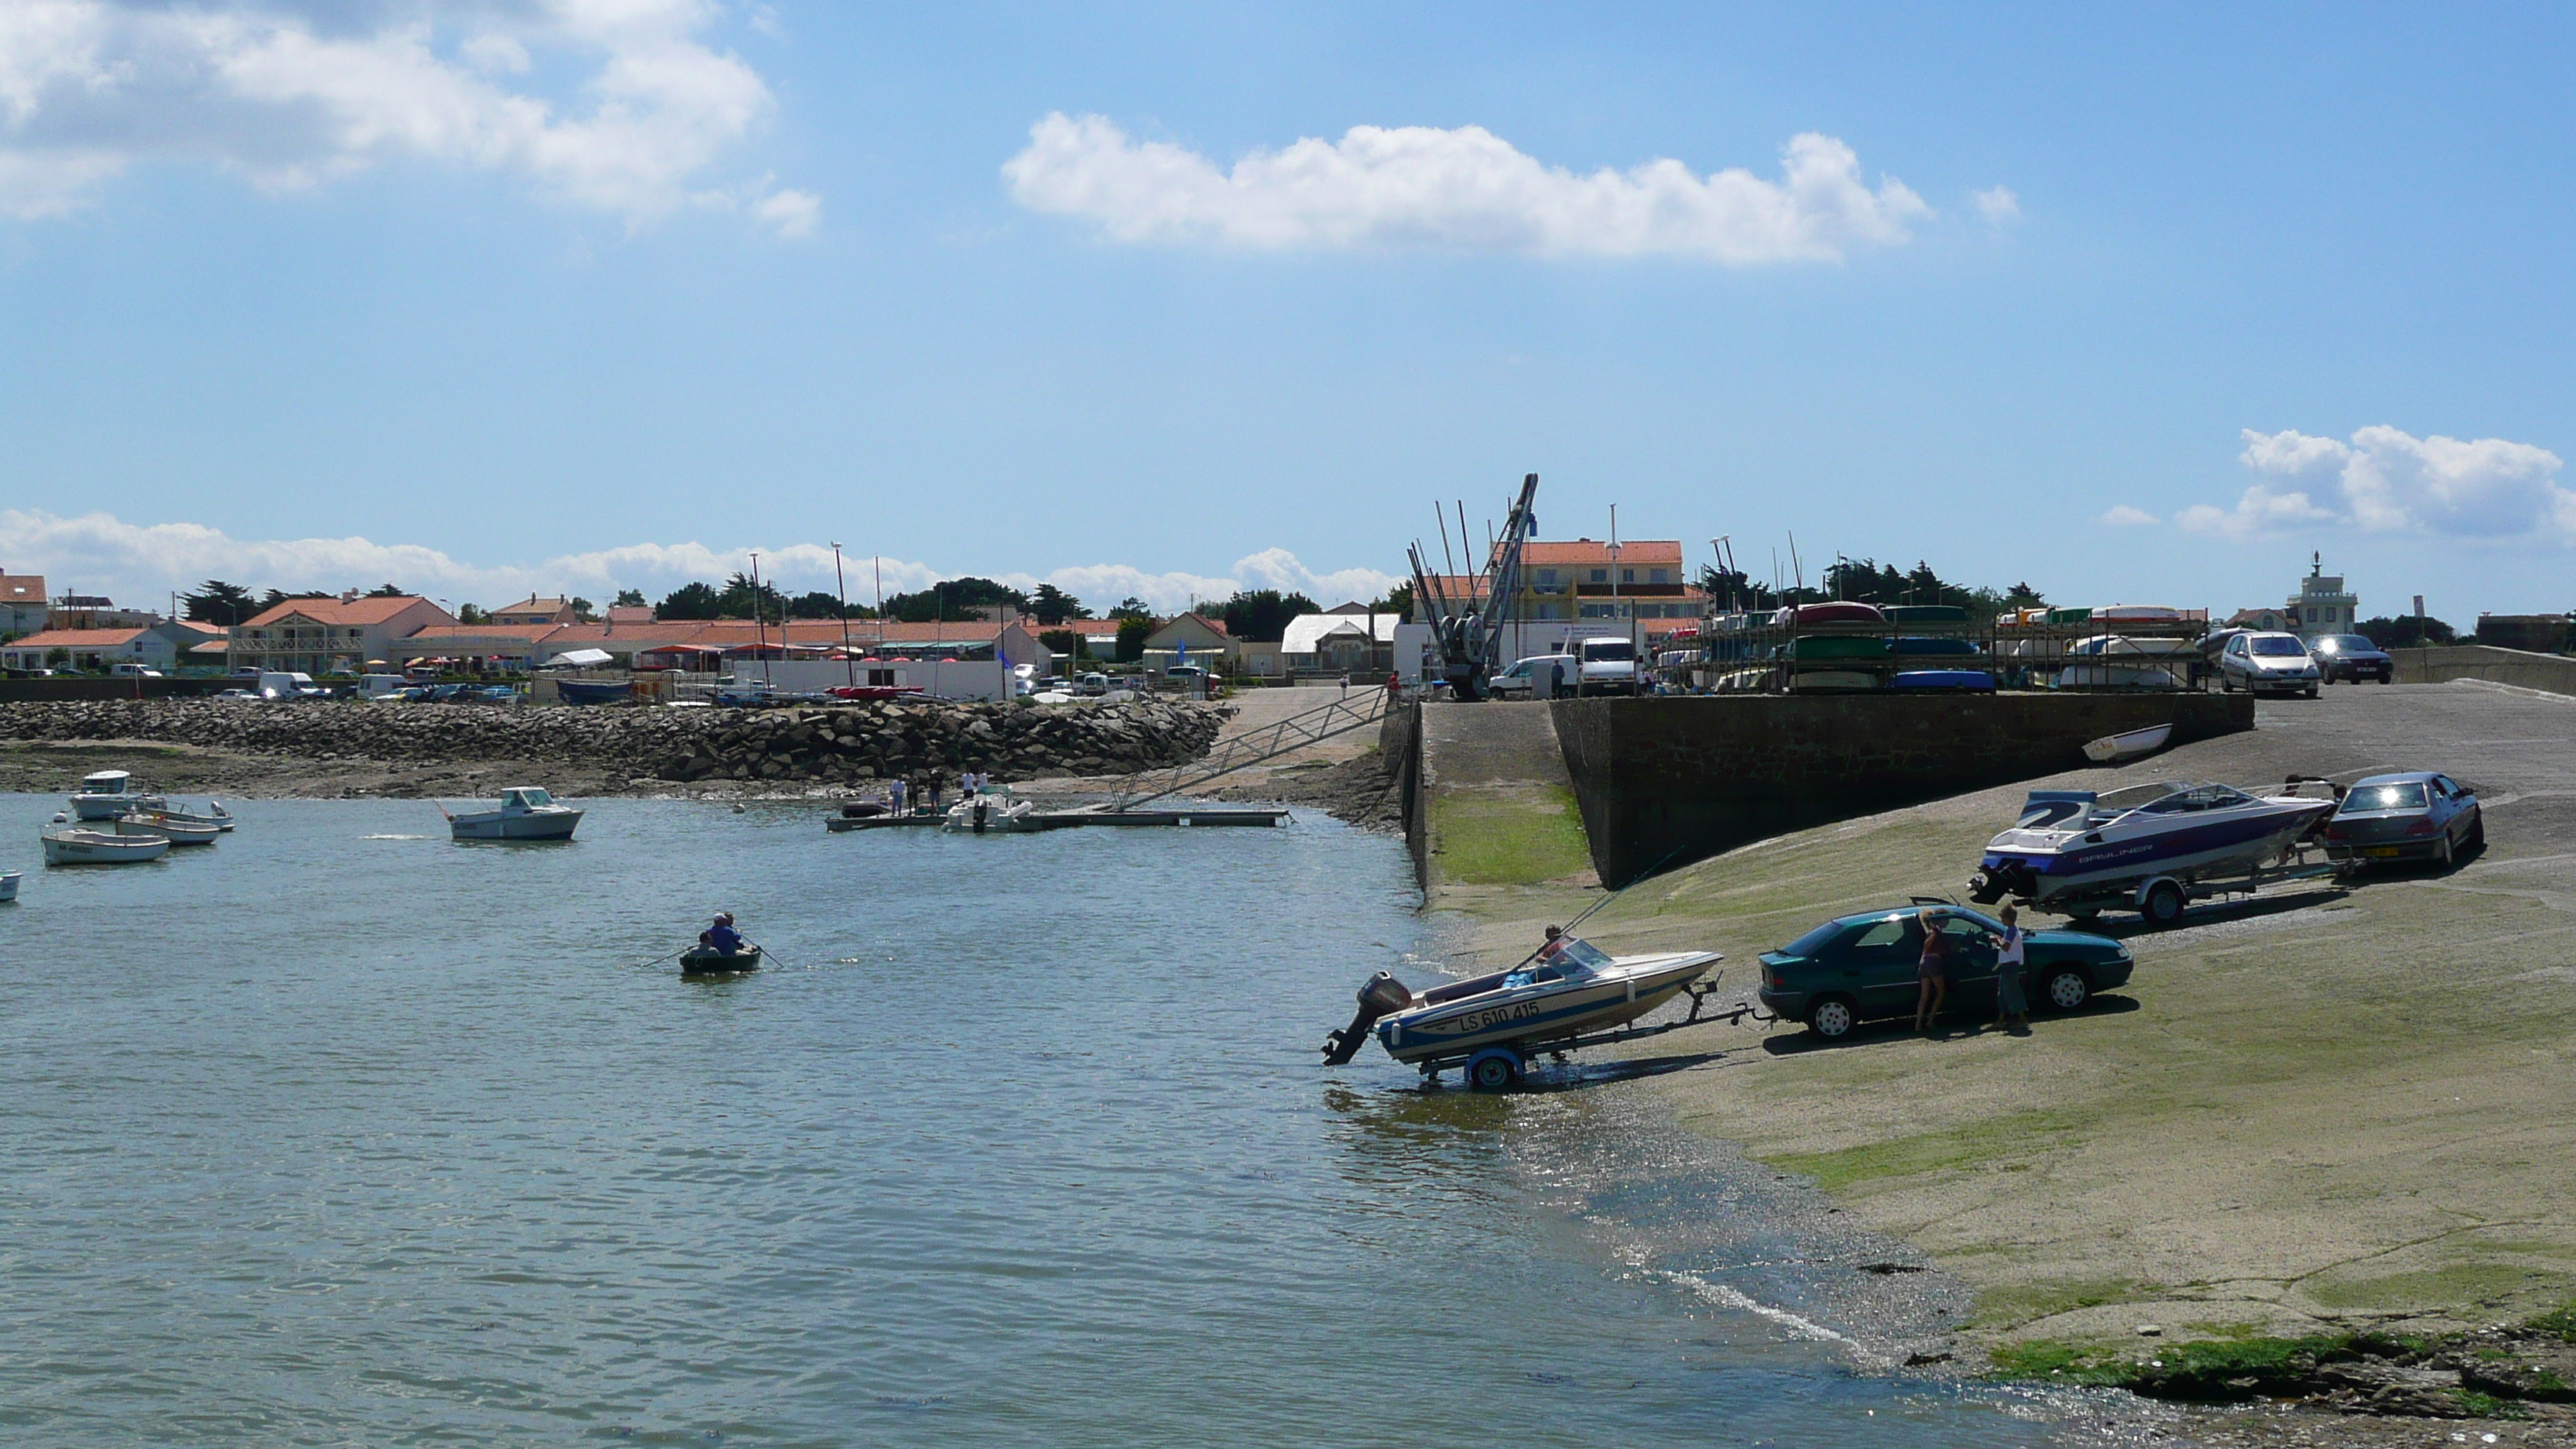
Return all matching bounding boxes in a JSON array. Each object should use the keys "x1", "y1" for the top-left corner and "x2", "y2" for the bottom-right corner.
[{"x1": 1992, "y1": 905, "x2": 2030, "y2": 1031}]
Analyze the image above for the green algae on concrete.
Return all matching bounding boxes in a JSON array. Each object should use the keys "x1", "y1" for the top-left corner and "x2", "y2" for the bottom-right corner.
[{"x1": 1429, "y1": 786, "x2": 1592, "y2": 886}]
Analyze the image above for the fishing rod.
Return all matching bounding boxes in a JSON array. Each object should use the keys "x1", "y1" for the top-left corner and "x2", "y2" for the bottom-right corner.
[{"x1": 1497, "y1": 839, "x2": 1702, "y2": 973}]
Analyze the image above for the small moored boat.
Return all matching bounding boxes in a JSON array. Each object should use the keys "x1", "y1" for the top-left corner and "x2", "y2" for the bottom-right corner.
[
  {"x1": 0, "y1": 869, "x2": 19, "y2": 902},
  {"x1": 43, "y1": 812, "x2": 171, "y2": 865},
  {"x1": 447, "y1": 786, "x2": 584, "y2": 841},
  {"x1": 70, "y1": 770, "x2": 166, "y2": 822},
  {"x1": 117, "y1": 810, "x2": 220, "y2": 845},
  {"x1": 942, "y1": 793, "x2": 1039, "y2": 834}
]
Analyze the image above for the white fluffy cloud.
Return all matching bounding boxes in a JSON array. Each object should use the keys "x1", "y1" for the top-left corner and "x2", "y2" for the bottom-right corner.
[
  {"x1": 2098, "y1": 505, "x2": 2159, "y2": 526},
  {"x1": 1003, "y1": 112, "x2": 1931, "y2": 262},
  {"x1": 1975, "y1": 185, "x2": 2019, "y2": 224},
  {"x1": 0, "y1": 0, "x2": 812, "y2": 231},
  {"x1": 0, "y1": 509, "x2": 1397, "y2": 618},
  {"x1": 2172, "y1": 426, "x2": 2576, "y2": 541}
]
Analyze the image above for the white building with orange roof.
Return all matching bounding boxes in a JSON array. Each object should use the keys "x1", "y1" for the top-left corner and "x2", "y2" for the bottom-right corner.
[
  {"x1": 0, "y1": 570, "x2": 48, "y2": 636},
  {"x1": 228, "y1": 594, "x2": 454, "y2": 675}
]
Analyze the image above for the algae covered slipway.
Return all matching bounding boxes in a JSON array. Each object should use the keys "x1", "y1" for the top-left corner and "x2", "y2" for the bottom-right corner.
[{"x1": 1419, "y1": 682, "x2": 2576, "y2": 1365}]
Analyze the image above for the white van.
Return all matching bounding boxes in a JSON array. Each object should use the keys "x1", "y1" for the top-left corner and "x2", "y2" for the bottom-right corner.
[
  {"x1": 1575, "y1": 637, "x2": 1640, "y2": 696},
  {"x1": 258, "y1": 671, "x2": 326, "y2": 701}
]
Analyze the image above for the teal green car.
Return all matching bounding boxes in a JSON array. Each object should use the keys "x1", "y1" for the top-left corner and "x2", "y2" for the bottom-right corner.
[{"x1": 1756, "y1": 905, "x2": 2133, "y2": 1039}]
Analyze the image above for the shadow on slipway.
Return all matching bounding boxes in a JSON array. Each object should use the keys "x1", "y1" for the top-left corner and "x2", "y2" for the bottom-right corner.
[{"x1": 1757, "y1": 995, "x2": 2142, "y2": 1054}]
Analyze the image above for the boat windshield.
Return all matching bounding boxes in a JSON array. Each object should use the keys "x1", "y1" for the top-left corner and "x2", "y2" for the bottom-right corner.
[
  {"x1": 2341, "y1": 781, "x2": 2429, "y2": 813},
  {"x1": 509, "y1": 788, "x2": 553, "y2": 807},
  {"x1": 2135, "y1": 784, "x2": 2258, "y2": 814},
  {"x1": 1545, "y1": 937, "x2": 1615, "y2": 971}
]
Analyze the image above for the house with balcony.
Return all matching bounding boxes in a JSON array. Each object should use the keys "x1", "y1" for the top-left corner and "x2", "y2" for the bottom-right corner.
[{"x1": 229, "y1": 594, "x2": 454, "y2": 675}]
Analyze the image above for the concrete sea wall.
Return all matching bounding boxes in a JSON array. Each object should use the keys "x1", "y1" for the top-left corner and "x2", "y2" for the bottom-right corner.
[
  {"x1": 1548, "y1": 693, "x2": 2256, "y2": 886},
  {"x1": 2391, "y1": 644, "x2": 2576, "y2": 696}
]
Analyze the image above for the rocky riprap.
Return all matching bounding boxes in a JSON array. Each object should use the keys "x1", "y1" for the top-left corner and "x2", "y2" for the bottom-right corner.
[{"x1": 0, "y1": 697, "x2": 1228, "y2": 787}]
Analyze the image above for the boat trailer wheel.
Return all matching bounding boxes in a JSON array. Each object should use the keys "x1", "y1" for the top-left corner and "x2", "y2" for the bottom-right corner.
[{"x1": 1465, "y1": 1048, "x2": 1523, "y2": 1092}]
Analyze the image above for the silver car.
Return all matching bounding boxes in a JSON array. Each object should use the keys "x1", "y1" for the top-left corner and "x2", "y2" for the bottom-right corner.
[{"x1": 2218, "y1": 631, "x2": 2320, "y2": 697}]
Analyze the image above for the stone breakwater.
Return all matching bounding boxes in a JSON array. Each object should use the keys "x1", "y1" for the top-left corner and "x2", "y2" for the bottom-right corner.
[{"x1": 0, "y1": 698, "x2": 1228, "y2": 786}]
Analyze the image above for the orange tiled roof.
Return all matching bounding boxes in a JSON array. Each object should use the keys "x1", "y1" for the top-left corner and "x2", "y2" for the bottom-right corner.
[
  {"x1": 8, "y1": 627, "x2": 145, "y2": 647},
  {"x1": 242, "y1": 595, "x2": 444, "y2": 628},
  {"x1": 1516, "y1": 539, "x2": 1685, "y2": 567},
  {"x1": 1, "y1": 574, "x2": 46, "y2": 604}
]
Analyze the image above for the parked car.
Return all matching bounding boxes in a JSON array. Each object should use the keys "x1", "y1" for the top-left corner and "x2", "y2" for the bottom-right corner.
[
  {"x1": 1756, "y1": 903, "x2": 2134, "y2": 1040},
  {"x1": 2324, "y1": 772, "x2": 2482, "y2": 871},
  {"x1": 213, "y1": 687, "x2": 259, "y2": 701},
  {"x1": 109, "y1": 663, "x2": 164, "y2": 678},
  {"x1": 2309, "y1": 633, "x2": 2395, "y2": 684},
  {"x1": 1077, "y1": 673, "x2": 1111, "y2": 697},
  {"x1": 1491, "y1": 654, "x2": 1575, "y2": 700},
  {"x1": 2217, "y1": 631, "x2": 2321, "y2": 697}
]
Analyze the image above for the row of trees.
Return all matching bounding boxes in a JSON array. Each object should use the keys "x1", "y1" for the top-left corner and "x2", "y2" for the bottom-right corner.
[{"x1": 1694, "y1": 558, "x2": 2046, "y2": 618}]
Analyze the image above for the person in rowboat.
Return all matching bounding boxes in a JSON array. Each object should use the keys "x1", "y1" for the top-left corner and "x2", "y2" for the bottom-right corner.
[{"x1": 704, "y1": 913, "x2": 745, "y2": 957}]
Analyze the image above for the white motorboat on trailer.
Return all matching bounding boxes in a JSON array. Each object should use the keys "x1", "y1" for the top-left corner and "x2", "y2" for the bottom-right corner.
[
  {"x1": 446, "y1": 787, "x2": 584, "y2": 841},
  {"x1": 43, "y1": 811, "x2": 171, "y2": 865},
  {"x1": 1971, "y1": 779, "x2": 2338, "y2": 922},
  {"x1": 70, "y1": 769, "x2": 166, "y2": 821},
  {"x1": 1322, "y1": 936, "x2": 1728, "y2": 1090}
]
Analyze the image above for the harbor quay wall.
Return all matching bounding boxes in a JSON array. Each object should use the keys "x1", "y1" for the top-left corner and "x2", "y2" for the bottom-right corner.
[
  {"x1": 1547, "y1": 693, "x2": 2256, "y2": 886},
  {"x1": 0, "y1": 697, "x2": 1227, "y2": 786},
  {"x1": 2391, "y1": 644, "x2": 2576, "y2": 696}
]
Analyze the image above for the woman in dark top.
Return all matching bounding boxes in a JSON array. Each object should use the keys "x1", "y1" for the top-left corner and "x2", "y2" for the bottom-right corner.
[{"x1": 1914, "y1": 909, "x2": 1951, "y2": 1030}]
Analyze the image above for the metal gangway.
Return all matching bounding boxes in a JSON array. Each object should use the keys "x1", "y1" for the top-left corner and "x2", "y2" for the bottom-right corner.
[{"x1": 1103, "y1": 685, "x2": 1394, "y2": 812}]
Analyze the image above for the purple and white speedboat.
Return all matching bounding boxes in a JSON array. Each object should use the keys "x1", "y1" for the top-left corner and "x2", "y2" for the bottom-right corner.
[{"x1": 1971, "y1": 780, "x2": 2337, "y2": 909}]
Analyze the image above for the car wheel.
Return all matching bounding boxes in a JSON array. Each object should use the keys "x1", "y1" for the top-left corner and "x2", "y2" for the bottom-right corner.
[
  {"x1": 1807, "y1": 996, "x2": 1858, "y2": 1040},
  {"x1": 2437, "y1": 831, "x2": 2454, "y2": 868},
  {"x1": 2041, "y1": 968, "x2": 2091, "y2": 1012},
  {"x1": 2468, "y1": 813, "x2": 2485, "y2": 848},
  {"x1": 2219, "y1": 673, "x2": 2237, "y2": 694},
  {"x1": 2304, "y1": 686, "x2": 2320, "y2": 699},
  {"x1": 2142, "y1": 881, "x2": 2184, "y2": 928}
]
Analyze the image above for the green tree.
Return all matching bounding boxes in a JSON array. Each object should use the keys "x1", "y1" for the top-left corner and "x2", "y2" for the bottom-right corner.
[
  {"x1": 364, "y1": 581, "x2": 408, "y2": 598},
  {"x1": 612, "y1": 587, "x2": 647, "y2": 609},
  {"x1": 457, "y1": 604, "x2": 488, "y2": 625},
  {"x1": 1220, "y1": 588, "x2": 1320, "y2": 643},
  {"x1": 789, "y1": 590, "x2": 869, "y2": 618},
  {"x1": 258, "y1": 587, "x2": 334, "y2": 611},
  {"x1": 1368, "y1": 582, "x2": 1414, "y2": 620},
  {"x1": 883, "y1": 577, "x2": 1029, "y2": 622},
  {"x1": 713, "y1": 572, "x2": 788, "y2": 620},
  {"x1": 1038, "y1": 628, "x2": 1084, "y2": 659},
  {"x1": 1108, "y1": 596, "x2": 1153, "y2": 624},
  {"x1": 1029, "y1": 582, "x2": 1091, "y2": 625},
  {"x1": 183, "y1": 580, "x2": 259, "y2": 625},
  {"x1": 656, "y1": 582, "x2": 721, "y2": 620},
  {"x1": 2358, "y1": 614, "x2": 2456, "y2": 648},
  {"x1": 570, "y1": 597, "x2": 597, "y2": 621},
  {"x1": 2002, "y1": 581, "x2": 2047, "y2": 608},
  {"x1": 1115, "y1": 617, "x2": 1152, "y2": 663}
]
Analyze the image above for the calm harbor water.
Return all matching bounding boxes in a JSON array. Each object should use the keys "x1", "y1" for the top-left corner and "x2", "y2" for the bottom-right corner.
[{"x1": 0, "y1": 795, "x2": 2083, "y2": 1446}]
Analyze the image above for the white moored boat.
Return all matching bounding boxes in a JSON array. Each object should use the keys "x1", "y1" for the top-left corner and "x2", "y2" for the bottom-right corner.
[
  {"x1": 43, "y1": 811, "x2": 171, "y2": 865},
  {"x1": 941, "y1": 793, "x2": 1040, "y2": 834},
  {"x1": 70, "y1": 770, "x2": 166, "y2": 822},
  {"x1": 0, "y1": 869, "x2": 19, "y2": 902},
  {"x1": 117, "y1": 810, "x2": 221, "y2": 845},
  {"x1": 447, "y1": 786, "x2": 584, "y2": 841},
  {"x1": 1323, "y1": 935, "x2": 1725, "y2": 1089}
]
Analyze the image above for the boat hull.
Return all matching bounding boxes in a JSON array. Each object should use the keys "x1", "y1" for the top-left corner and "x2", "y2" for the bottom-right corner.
[
  {"x1": 1375, "y1": 951, "x2": 1720, "y2": 1064},
  {"x1": 681, "y1": 944, "x2": 762, "y2": 975},
  {"x1": 450, "y1": 809, "x2": 584, "y2": 841},
  {"x1": 43, "y1": 830, "x2": 170, "y2": 865},
  {"x1": 0, "y1": 869, "x2": 19, "y2": 901},
  {"x1": 941, "y1": 799, "x2": 1038, "y2": 833},
  {"x1": 72, "y1": 793, "x2": 166, "y2": 821},
  {"x1": 1982, "y1": 803, "x2": 2332, "y2": 901},
  {"x1": 118, "y1": 814, "x2": 219, "y2": 844}
]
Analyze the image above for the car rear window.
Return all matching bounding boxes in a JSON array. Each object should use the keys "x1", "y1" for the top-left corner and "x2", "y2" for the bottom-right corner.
[
  {"x1": 2251, "y1": 637, "x2": 2308, "y2": 657},
  {"x1": 2321, "y1": 635, "x2": 2373, "y2": 652},
  {"x1": 1783, "y1": 920, "x2": 1851, "y2": 955},
  {"x1": 2341, "y1": 781, "x2": 2430, "y2": 813}
]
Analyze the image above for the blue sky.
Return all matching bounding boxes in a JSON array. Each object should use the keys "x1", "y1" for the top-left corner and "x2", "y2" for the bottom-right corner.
[{"x1": 3, "y1": 2, "x2": 2572, "y2": 618}]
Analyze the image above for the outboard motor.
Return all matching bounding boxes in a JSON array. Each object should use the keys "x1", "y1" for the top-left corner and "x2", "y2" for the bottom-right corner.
[
  {"x1": 1321, "y1": 971, "x2": 1415, "y2": 1065},
  {"x1": 971, "y1": 799, "x2": 990, "y2": 834}
]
